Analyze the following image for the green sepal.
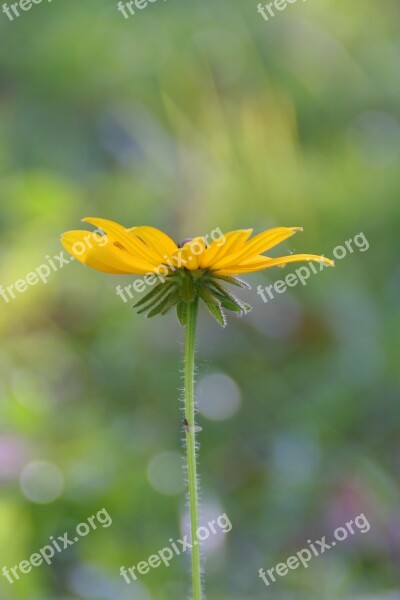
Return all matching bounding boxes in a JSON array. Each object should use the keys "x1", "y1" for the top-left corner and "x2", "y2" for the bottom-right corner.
[
  {"x1": 204, "y1": 299, "x2": 226, "y2": 327},
  {"x1": 212, "y1": 274, "x2": 251, "y2": 289},
  {"x1": 223, "y1": 298, "x2": 252, "y2": 315},
  {"x1": 135, "y1": 283, "x2": 175, "y2": 314},
  {"x1": 198, "y1": 287, "x2": 219, "y2": 306},
  {"x1": 146, "y1": 289, "x2": 179, "y2": 318},
  {"x1": 219, "y1": 296, "x2": 245, "y2": 313},
  {"x1": 131, "y1": 267, "x2": 251, "y2": 326},
  {"x1": 159, "y1": 291, "x2": 181, "y2": 315},
  {"x1": 207, "y1": 281, "x2": 251, "y2": 316},
  {"x1": 133, "y1": 282, "x2": 170, "y2": 309},
  {"x1": 176, "y1": 301, "x2": 188, "y2": 326},
  {"x1": 198, "y1": 287, "x2": 226, "y2": 326},
  {"x1": 181, "y1": 275, "x2": 196, "y2": 303}
]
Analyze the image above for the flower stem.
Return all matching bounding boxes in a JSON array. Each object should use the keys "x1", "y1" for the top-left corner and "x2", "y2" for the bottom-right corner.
[{"x1": 184, "y1": 297, "x2": 202, "y2": 600}]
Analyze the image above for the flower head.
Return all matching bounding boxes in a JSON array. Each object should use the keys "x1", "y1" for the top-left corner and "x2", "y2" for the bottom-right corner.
[{"x1": 61, "y1": 218, "x2": 334, "y2": 326}]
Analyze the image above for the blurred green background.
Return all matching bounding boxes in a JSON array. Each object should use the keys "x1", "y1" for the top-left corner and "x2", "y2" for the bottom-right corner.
[{"x1": 0, "y1": 0, "x2": 399, "y2": 598}]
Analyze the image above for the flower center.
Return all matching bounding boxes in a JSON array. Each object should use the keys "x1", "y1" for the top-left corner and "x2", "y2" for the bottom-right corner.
[{"x1": 178, "y1": 237, "x2": 193, "y2": 248}]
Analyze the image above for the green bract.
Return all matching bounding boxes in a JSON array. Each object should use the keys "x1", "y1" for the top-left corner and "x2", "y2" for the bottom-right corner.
[{"x1": 133, "y1": 269, "x2": 252, "y2": 327}]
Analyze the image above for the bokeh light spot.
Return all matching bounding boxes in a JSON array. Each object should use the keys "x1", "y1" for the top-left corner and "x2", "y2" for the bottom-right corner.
[
  {"x1": 197, "y1": 373, "x2": 241, "y2": 421},
  {"x1": 147, "y1": 451, "x2": 185, "y2": 496},
  {"x1": 20, "y1": 460, "x2": 64, "y2": 504}
]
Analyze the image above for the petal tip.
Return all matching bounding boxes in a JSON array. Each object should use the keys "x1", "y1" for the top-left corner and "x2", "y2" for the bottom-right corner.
[
  {"x1": 321, "y1": 257, "x2": 335, "y2": 267},
  {"x1": 316, "y1": 257, "x2": 335, "y2": 267}
]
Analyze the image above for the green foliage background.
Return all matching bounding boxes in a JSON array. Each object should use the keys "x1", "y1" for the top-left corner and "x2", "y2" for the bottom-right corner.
[{"x1": 0, "y1": 0, "x2": 399, "y2": 598}]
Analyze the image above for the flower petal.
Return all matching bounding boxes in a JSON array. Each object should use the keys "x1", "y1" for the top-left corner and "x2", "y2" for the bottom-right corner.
[
  {"x1": 200, "y1": 229, "x2": 253, "y2": 269},
  {"x1": 184, "y1": 237, "x2": 207, "y2": 270},
  {"x1": 128, "y1": 226, "x2": 178, "y2": 260},
  {"x1": 61, "y1": 230, "x2": 154, "y2": 274},
  {"x1": 167, "y1": 237, "x2": 206, "y2": 271},
  {"x1": 83, "y1": 217, "x2": 161, "y2": 268},
  {"x1": 212, "y1": 227, "x2": 302, "y2": 270},
  {"x1": 215, "y1": 253, "x2": 334, "y2": 275}
]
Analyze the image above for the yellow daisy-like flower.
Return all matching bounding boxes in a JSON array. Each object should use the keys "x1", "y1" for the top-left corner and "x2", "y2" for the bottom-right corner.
[{"x1": 61, "y1": 217, "x2": 334, "y2": 326}]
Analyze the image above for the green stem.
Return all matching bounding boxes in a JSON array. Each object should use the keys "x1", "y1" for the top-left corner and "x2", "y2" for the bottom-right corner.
[{"x1": 184, "y1": 297, "x2": 202, "y2": 600}]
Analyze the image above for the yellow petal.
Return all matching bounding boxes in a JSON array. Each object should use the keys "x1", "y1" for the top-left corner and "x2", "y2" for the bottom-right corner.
[
  {"x1": 215, "y1": 253, "x2": 334, "y2": 275},
  {"x1": 184, "y1": 237, "x2": 207, "y2": 270},
  {"x1": 212, "y1": 227, "x2": 302, "y2": 270},
  {"x1": 61, "y1": 230, "x2": 157, "y2": 274},
  {"x1": 128, "y1": 226, "x2": 178, "y2": 261},
  {"x1": 167, "y1": 237, "x2": 206, "y2": 271},
  {"x1": 83, "y1": 217, "x2": 161, "y2": 268},
  {"x1": 200, "y1": 229, "x2": 253, "y2": 269}
]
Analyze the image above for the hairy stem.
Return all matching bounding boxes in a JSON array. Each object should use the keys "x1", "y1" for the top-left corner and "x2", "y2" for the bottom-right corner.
[{"x1": 184, "y1": 297, "x2": 202, "y2": 600}]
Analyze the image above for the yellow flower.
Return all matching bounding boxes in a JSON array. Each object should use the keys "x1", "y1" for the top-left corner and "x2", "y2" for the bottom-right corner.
[
  {"x1": 61, "y1": 217, "x2": 333, "y2": 275},
  {"x1": 61, "y1": 217, "x2": 334, "y2": 326}
]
